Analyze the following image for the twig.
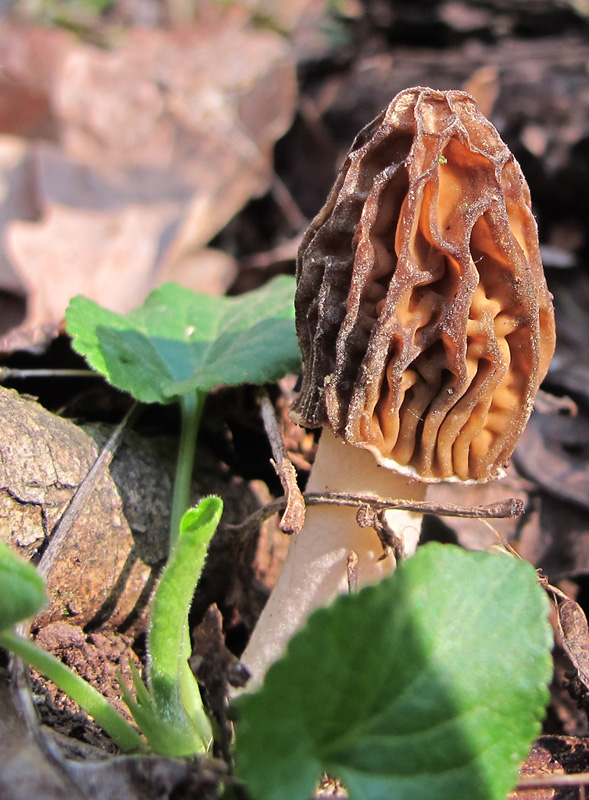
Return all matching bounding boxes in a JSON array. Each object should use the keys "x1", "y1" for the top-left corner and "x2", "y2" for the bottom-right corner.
[
  {"x1": 258, "y1": 388, "x2": 306, "y2": 535},
  {"x1": 37, "y1": 402, "x2": 140, "y2": 581},
  {"x1": 347, "y1": 552, "x2": 359, "y2": 593},
  {"x1": 517, "y1": 772, "x2": 589, "y2": 789},
  {"x1": 225, "y1": 492, "x2": 524, "y2": 540},
  {"x1": 270, "y1": 173, "x2": 308, "y2": 232},
  {"x1": 0, "y1": 367, "x2": 97, "y2": 381},
  {"x1": 239, "y1": 237, "x2": 300, "y2": 271}
]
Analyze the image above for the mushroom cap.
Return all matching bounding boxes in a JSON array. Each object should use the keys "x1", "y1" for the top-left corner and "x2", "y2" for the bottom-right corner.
[{"x1": 292, "y1": 87, "x2": 556, "y2": 483}]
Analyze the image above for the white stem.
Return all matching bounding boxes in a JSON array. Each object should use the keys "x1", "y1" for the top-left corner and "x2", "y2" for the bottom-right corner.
[{"x1": 240, "y1": 427, "x2": 426, "y2": 689}]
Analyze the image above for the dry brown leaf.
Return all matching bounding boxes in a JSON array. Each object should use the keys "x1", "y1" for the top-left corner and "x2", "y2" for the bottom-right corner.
[
  {"x1": 515, "y1": 735, "x2": 589, "y2": 800},
  {"x1": 427, "y1": 466, "x2": 531, "y2": 551},
  {"x1": 51, "y1": 23, "x2": 296, "y2": 283},
  {"x1": 3, "y1": 21, "x2": 296, "y2": 333},
  {"x1": 515, "y1": 411, "x2": 589, "y2": 511},
  {"x1": 0, "y1": 137, "x2": 40, "y2": 294},
  {"x1": 503, "y1": 406, "x2": 589, "y2": 579},
  {"x1": 8, "y1": 201, "x2": 178, "y2": 323},
  {"x1": 158, "y1": 246, "x2": 238, "y2": 296},
  {"x1": 510, "y1": 739, "x2": 562, "y2": 800},
  {"x1": 554, "y1": 589, "x2": 589, "y2": 693},
  {"x1": 462, "y1": 65, "x2": 500, "y2": 118},
  {"x1": 0, "y1": 22, "x2": 70, "y2": 138},
  {"x1": 517, "y1": 493, "x2": 589, "y2": 581}
]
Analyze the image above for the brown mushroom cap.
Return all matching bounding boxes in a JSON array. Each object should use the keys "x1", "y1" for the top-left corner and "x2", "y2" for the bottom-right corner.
[{"x1": 292, "y1": 87, "x2": 556, "y2": 483}]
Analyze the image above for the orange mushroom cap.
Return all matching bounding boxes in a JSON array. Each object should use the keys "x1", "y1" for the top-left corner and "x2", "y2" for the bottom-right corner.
[{"x1": 292, "y1": 87, "x2": 556, "y2": 483}]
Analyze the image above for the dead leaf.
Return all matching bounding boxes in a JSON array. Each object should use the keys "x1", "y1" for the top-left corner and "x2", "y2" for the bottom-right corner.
[
  {"x1": 510, "y1": 740, "x2": 562, "y2": 799},
  {"x1": 515, "y1": 411, "x2": 589, "y2": 511},
  {"x1": 157, "y1": 247, "x2": 238, "y2": 296},
  {"x1": 543, "y1": 577, "x2": 589, "y2": 702},
  {"x1": 0, "y1": 137, "x2": 40, "y2": 294},
  {"x1": 426, "y1": 465, "x2": 531, "y2": 551},
  {"x1": 517, "y1": 493, "x2": 589, "y2": 581},
  {"x1": 190, "y1": 604, "x2": 248, "y2": 760},
  {"x1": 3, "y1": 20, "x2": 297, "y2": 334},
  {"x1": 548, "y1": 270, "x2": 589, "y2": 405},
  {"x1": 515, "y1": 735, "x2": 589, "y2": 800},
  {"x1": 0, "y1": 22, "x2": 70, "y2": 138},
  {"x1": 462, "y1": 65, "x2": 500, "y2": 118},
  {"x1": 52, "y1": 23, "x2": 296, "y2": 278},
  {"x1": 8, "y1": 201, "x2": 178, "y2": 323}
]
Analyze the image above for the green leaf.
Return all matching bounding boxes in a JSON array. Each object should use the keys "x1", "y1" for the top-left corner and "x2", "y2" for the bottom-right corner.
[
  {"x1": 65, "y1": 276, "x2": 300, "y2": 404},
  {"x1": 0, "y1": 542, "x2": 47, "y2": 629},
  {"x1": 120, "y1": 497, "x2": 222, "y2": 756},
  {"x1": 234, "y1": 544, "x2": 552, "y2": 800},
  {"x1": 148, "y1": 497, "x2": 222, "y2": 747}
]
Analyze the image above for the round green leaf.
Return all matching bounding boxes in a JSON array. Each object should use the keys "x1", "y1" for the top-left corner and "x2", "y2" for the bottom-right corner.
[
  {"x1": 0, "y1": 542, "x2": 47, "y2": 629},
  {"x1": 234, "y1": 544, "x2": 552, "y2": 800},
  {"x1": 65, "y1": 276, "x2": 301, "y2": 404}
]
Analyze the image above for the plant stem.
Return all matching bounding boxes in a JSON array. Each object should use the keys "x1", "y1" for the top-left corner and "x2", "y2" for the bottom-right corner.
[
  {"x1": 169, "y1": 389, "x2": 205, "y2": 554},
  {"x1": 0, "y1": 629, "x2": 146, "y2": 753}
]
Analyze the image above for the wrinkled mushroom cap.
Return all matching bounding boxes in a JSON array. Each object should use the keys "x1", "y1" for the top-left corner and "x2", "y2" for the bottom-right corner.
[{"x1": 292, "y1": 87, "x2": 556, "y2": 483}]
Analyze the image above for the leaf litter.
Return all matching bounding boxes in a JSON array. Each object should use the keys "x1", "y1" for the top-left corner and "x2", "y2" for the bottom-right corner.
[
  {"x1": 0, "y1": 10, "x2": 297, "y2": 341},
  {"x1": 1, "y1": 1, "x2": 589, "y2": 798}
]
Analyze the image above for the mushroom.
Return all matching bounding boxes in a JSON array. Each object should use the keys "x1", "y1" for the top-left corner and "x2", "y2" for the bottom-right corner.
[{"x1": 241, "y1": 87, "x2": 556, "y2": 687}]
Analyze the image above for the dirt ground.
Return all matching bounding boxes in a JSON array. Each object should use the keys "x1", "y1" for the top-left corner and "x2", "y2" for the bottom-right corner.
[{"x1": 1, "y1": 0, "x2": 589, "y2": 798}]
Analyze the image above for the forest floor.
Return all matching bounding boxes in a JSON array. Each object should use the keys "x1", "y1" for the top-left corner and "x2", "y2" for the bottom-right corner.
[{"x1": 1, "y1": 1, "x2": 589, "y2": 798}]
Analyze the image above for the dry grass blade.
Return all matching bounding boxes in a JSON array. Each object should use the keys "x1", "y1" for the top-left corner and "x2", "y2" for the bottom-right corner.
[{"x1": 37, "y1": 403, "x2": 139, "y2": 582}]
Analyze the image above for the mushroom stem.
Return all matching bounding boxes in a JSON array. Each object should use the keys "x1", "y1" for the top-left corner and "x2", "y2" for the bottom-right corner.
[{"x1": 240, "y1": 427, "x2": 426, "y2": 688}]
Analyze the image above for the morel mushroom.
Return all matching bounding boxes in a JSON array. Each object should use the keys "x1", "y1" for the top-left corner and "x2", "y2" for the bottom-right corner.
[{"x1": 241, "y1": 87, "x2": 556, "y2": 686}]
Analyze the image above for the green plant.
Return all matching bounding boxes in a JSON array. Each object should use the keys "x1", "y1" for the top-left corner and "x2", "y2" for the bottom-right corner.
[
  {"x1": 0, "y1": 498, "x2": 223, "y2": 756},
  {"x1": 0, "y1": 276, "x2": 299, "y2": 756},
  {"x1": 0, "y1": 274, "x2": 554, "y2": 798},
  {"x1": 0, "y1": 539, "x2": 146, "y2": 753},
  {"x1": 16, "y1": 0, "x2": 117, "y2": 30},
  {"x1": 119, "y1": 496, "x2": 223, "y2": 755},
  {"x1": 234, "y1": 544, "x2": 553, "y2": 800},
  {"x1": 65, "y1": 276, "x2": 300, "y2": 553}
]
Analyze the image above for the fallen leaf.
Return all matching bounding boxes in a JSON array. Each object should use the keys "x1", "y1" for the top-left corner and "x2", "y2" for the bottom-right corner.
[
  {"x1": 157, "y1": 247, "x2": 238, "y2": 296},
  {"x1": 3, "y1": 20, "x2": 297, "y2": 335},
  {"x1": 0, "y1": 21, "x2": 70, "y2": 138},
  {"x1": 427, "y1": 465, "x2": 531, "y2": 551},
  {"x1": 462, "y1": 65, "x2": 500, "y2": 118},
  {"x1": 8, "y1": 202, "x2": 178, "y2": 324},
  {"x1": 553, "y1": 589, "x2": 589, "y2": 693},
  {"x1": 510, "y1": 740, "x2": 562, "y2": 800},
  {"x1": 0, "y1": 137, "x2": 40, "y2": 294},
  {"x1": 515, "y1": 411, "x2": 589, "y2": 511},
  {"x1": 517, "y1": 493, "x2": 589, "y2": 581},
  {"x1": 51, "y1": 23, "x2": 296, "y2": 280}
]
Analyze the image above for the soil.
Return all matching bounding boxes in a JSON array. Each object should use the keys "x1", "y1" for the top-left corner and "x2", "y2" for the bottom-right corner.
[{"x1": 1, "y1": 1, "x2": 589, "y2": 798}]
